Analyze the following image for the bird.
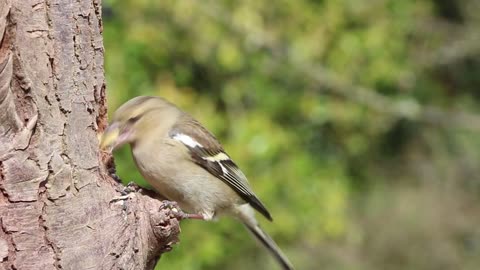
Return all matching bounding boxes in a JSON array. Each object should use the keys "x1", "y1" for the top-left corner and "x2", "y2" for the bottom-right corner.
[{"x1": 100, "y1": 96, "x2": 294, "y2": 270}]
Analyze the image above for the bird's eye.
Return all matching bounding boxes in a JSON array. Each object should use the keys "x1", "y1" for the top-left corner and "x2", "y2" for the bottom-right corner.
[{"x1": 128, "y1": 116, "x2": 141, "y2": 124}]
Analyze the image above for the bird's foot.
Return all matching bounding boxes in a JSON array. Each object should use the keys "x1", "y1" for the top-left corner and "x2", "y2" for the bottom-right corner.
[
  {"x1": 108, "y1": 166, "x2": 122, "y2": 183},
  {"x1": 173, "y1": 210, "x2": 206, "y2": 220},
  {"x1": 121, "y1": 181, "x2": 142, "y2": 195},
  {"x1": 160, "y1": 200, "x2": 206, "y2": 220},
  {"x1": 160, "y1": 200, "x2": 180, "y2": 210}
]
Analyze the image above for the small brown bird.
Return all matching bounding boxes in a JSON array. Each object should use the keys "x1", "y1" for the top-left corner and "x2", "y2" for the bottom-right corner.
[{"x1": 100, "y1": 96, "x2": 294, "y2": 270}]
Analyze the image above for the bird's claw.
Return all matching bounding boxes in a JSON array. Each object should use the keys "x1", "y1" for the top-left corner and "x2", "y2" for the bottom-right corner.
[
  {"x1": 159, "y1": 200, "x2": 188, "y2": 220},
  {"x1": 160, "y1": 200, "x2": 180, "y2": 210},
  {"x1": 120, "y1": 181, "x2": 142, "y2": 195},
  {"x1": 108, "y1": 167, "x2": 122, "y2": 183},
  {"x1": 169, "y1": 209, "x2": 191, "y2": 220},
  {"x1": 159, "y1": 200, "x2": 206, "y2": 220}
]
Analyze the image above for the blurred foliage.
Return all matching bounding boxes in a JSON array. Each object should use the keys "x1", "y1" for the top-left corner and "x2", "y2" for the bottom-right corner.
[{"x1": 103, "y1": 0, "x2": 480, "y2": 269}]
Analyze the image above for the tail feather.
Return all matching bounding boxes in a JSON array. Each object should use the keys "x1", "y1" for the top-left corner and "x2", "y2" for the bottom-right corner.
[{"x1": 244, "y1": 223, "x2": 295, "y2": 270}]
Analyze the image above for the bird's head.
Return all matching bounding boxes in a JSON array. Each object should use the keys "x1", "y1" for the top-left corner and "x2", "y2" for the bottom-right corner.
[{"x1": 100, "y1": 96, "x2": 178, "y2": 151}]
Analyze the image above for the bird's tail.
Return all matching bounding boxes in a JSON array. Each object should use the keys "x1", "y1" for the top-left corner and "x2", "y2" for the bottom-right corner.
[{"x1": 243, "y1": 223, "x2": 295, "y2": 270}]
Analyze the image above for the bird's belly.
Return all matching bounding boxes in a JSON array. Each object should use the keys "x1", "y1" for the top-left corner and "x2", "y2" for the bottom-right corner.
[{"x1": 133, "y1": 146, "x2": 239, "y2": 217}]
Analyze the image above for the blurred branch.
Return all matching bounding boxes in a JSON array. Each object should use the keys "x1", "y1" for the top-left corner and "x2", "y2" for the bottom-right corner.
[
  {"x1": 417, "y1": 24, "x2": 480, "y2": 69},
  {"x1": 299, "y1": 63, "x2": 480, "y2": 130},
  {"x1": 198, "y1": 0, "x2": 480, "y2": 131}
]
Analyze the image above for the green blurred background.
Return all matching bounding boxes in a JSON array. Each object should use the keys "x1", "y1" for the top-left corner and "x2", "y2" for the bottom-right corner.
[{"x1": 102, "y1": 0, "x2": 480, "y2": 269}]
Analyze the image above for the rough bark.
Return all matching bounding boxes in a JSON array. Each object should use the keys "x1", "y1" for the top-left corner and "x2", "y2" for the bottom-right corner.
[{"x1": 0, "y1": 1, "x2": 180, "y2": 269}]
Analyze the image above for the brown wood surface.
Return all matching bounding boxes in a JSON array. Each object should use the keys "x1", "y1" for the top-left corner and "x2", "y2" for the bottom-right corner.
[{"x1": 0, "y1": 1, "x2": 179, "y2": 269}]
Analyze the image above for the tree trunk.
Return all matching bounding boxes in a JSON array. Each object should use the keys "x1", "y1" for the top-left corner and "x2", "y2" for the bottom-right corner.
[{"x1": 0, "y1": 1, "x2": 179, "y2": 269}]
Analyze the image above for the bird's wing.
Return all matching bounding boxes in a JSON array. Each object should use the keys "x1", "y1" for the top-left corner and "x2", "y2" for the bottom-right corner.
[{"x1": 169, "y1": 115, "x2": 272, "y2": 221}]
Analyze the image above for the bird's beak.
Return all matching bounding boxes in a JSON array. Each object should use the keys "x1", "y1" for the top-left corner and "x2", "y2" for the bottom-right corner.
[{"x1": 100, "y1": 122, "x2": 128, "y2": 152}]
